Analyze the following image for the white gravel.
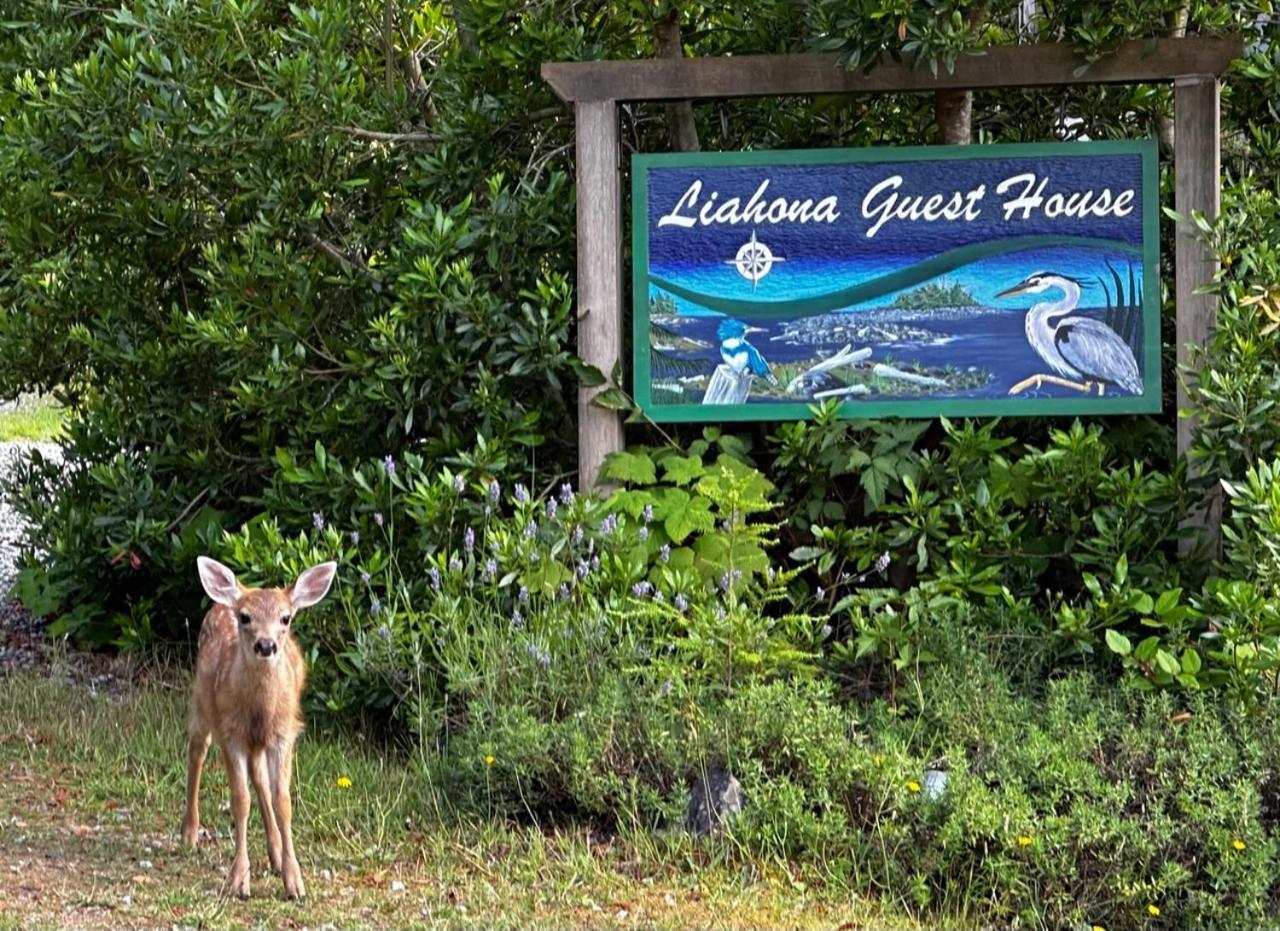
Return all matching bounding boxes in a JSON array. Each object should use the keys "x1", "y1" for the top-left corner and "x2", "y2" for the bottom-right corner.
[{"x1": 0, "y1": 440, "x2": 62, "y2": 596}]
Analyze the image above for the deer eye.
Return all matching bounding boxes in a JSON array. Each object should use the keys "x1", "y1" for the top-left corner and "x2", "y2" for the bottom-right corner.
[
  {"x1": 238, "y1": 612, "x2": 251, "y2": 626},
  {"x1": 281, "y1": 614, "x2": 292, "y2": 626}
]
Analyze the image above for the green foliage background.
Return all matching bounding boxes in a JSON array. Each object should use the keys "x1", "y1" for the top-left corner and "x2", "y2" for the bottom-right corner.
[{"x1": 5, "y1": 2, "x2": 1280, "y2": 926}]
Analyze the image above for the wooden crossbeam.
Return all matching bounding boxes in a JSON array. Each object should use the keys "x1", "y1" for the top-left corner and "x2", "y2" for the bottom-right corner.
[{"x1": 543, "y1": 37, "x2": 1242, "y2": 103}]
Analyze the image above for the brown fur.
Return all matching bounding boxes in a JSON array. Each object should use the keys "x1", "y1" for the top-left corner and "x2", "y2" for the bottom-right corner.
[{"x1": 181, "y1": 559, "x2": 334, "y2": 900}]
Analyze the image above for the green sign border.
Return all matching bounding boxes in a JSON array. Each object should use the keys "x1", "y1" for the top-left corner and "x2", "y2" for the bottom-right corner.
[{"x1": 630, "y1": 139, "x2": 1161, "y2": 422}]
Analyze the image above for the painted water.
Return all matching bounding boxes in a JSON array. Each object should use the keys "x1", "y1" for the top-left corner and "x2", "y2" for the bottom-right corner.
[{"x1": 648, "y1": 244, "x2": 1146, "y2": 403}]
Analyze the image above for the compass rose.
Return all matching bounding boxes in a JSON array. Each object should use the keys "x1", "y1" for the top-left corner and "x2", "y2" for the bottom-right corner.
[{"x1": 725, "y1": 230, "x2": 785, "y2": 291}]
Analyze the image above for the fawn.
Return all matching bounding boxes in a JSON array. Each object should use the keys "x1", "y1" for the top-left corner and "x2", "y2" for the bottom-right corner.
[{"x1": 182, "y1": 556, "x2": 337, "y2": 900}]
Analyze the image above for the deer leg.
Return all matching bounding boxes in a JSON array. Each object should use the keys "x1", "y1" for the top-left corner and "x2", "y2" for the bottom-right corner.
[
  {"x1": 269, "y1": 741, "x2": 305, "y2": 900},
  {"x1": 224, "y1": 745, "x2": 252, "y2": 898},
  {"x1": 181, "y1": 728, "x2": 211, "y2": 848},
  {"x1": 249, "y1": 749, "x2": 283, "y2": 873}
]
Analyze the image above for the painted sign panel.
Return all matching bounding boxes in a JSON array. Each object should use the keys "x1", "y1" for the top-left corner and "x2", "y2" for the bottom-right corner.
[{"x1": 631, "y1": 140, "x2": 1159, "y2": 421}]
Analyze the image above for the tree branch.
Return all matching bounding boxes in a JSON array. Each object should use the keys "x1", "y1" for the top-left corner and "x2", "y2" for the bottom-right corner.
[
  {"x1": 334, "y1": 126, "x2": 441, "y2": 144},
  {"x1": 654, "y1": 7, "x2": 700, "y2": 152}
]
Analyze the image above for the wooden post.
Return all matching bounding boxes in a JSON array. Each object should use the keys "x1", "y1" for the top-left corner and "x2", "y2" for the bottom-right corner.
[
  {"x1": 574, "y1": 100, "x2": 626, "y2": 490},
  {"x1": 1174, "y1": 75, "x2": 1222, "y2": 555}
]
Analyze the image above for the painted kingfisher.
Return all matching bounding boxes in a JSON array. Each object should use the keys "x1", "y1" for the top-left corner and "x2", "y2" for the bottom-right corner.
[{"x1": 717, "y1": 318, "x2": 778, "y2": 385}]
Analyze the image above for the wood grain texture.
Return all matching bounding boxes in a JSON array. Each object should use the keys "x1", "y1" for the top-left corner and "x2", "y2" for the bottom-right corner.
[
  {"x1": 574, "y1": 101, "x2": 626, "y2": 490},
  {"x1": 1174, "y1": 76, "x2": 1222, "y2": 555},
  {"x1": 543, "y1": 37, "x2": 1242, "y2": 103}
]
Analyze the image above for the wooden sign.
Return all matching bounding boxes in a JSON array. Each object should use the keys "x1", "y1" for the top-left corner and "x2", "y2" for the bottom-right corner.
[{"x1": 632, "y1": 140, "x2": 1159, "y2": 422}]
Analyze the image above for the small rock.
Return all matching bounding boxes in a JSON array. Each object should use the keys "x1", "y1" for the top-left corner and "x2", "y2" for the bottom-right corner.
[
  {"x1": 662, "y1": 892, "x2": 677, "y2": 907},
  {"x1": 138, "y1": 859, "x2": 153, "y2": 870},
  {"x1": 685, "y1": 766, "x2": 744, "y2": 836},
  {"x1": 120, "y1": 894, "x2": 132, "y2": 907},
  {"x1": 318, "y1": 868, "x2": 334, "y2": 882},
  {"x1": 921, "y1": 769, "x2": 948, "y2": 801},
  {"x1": 389, "y1": 880, "x2": 405, "y2": 893}
]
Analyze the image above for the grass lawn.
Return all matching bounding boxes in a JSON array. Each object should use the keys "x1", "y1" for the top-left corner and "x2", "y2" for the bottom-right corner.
[
  {"x1": 0, "y1": 665, "x2": 927, "y2": 930},
  {"x1": 0, "y1": 395, "x2": 63, "y2": 442}
]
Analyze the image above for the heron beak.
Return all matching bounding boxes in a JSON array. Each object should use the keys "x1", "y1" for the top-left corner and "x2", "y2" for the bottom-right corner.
[
  {"x1": 995, "y1": 282, "x2": 1030, "y2": 299},
  {"x1": 745, "y1": 326, "x2": 767, "y2": 335}
]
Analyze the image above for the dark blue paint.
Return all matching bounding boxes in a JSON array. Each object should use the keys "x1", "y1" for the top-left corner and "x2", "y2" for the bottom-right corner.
[{"x1": 646, "y1": 153, "x2": 1143, "y2": 266}]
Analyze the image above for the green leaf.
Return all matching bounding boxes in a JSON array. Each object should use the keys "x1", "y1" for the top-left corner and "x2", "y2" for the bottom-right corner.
[
  {"x1": 1156, "y1": 649, "x2": 1181, "y2": 677},
  {"x1": 662, "y1": 455, "x2": 704, "y2": 486},
  {"x1": 861, "y1": 466, "x2": 889, "y2": 509},
  {"x1": 590, "y1": 387, "x2": 633, "y2": 412},
  {"x1": 789, "y1": 546, "x2": 825, "y2": 562},
  {"x1": 1105, "y1": 628, "x2": 1132, "y2": 656},
  {"x1": 602, "y1": 451, "x2": 657, "y2": 485}
]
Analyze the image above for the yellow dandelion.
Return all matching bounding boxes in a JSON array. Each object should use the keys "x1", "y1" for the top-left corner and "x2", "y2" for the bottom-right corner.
[
  {"x1": 1092, "y1": 925, "x2": 1106, "y2": 931},
  {"x1": 336, "y1": 775, "x2": 352, "y2": 789},
  {"x1": 1016, "y1": 835, "x2": 1032, "y2": 847},
  {"x1": 906, "y1": 780, "x2": 921, "y2": 793},
  {"x1": 871, "y1": 754, "x2": 884, "y2": 765},
  {"x1": 1147, "y1": 903, "x2": 1160, "y2": 916},
  {"x1": 1232, "y1": 838, "x2": 1246, "y2": 851},
  {"x1": 484, "y1": 754, "x2": 495, "y2": 766}
]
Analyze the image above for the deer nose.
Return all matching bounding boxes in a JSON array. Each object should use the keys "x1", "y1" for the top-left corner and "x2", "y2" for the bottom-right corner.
[{"x1": 253, "y1": 638, "x2": 277, "y2": 657}]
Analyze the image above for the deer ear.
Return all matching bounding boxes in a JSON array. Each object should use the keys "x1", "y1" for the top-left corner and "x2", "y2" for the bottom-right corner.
[
  {"x1": 290, "y1": 562, "x2": 337, "y2": 611},
  {"x1": 198, "y1": 557, "x2": 242, "y2": 607}
]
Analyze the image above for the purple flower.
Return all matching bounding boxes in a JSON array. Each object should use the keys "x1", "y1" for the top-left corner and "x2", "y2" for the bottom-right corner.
[
  {"x1": 572, "y1": 525, "x2": 584, "y2": 545},
  {"x1": 720, "y1": 572, "x2": 732, "y2": 593},
  {"x1": 463, "y1": 527, "x2": 475, "y2": 551},
  {"x1": 378, "y1": 624, "x2": 391, "y2": 639},
  {"x1": 875, "y1": 551, "x2": 891, "y2": 574},
  {"x1": 350, "y1": 530, "x2": 360, "y2": 545},
  {"x1": 576, "y1": 560, "x2": 590, "y2": 579},
  {"x1": 674, "y1": 593, "x2": 689, "y2": 612},
  {"x1": 658, "y1": 679, "x2": 673, "y2": 697},
  {"x1": 449, "y1": 555, "x2": 463, "y2": 572},
  {"x1": 546, "y1": 498, "x2": 558, "y2": 520},
  {"x1": 484, "y1": 557, "x2": 497, "y2": 578},
  {"x1": 600, "y1": 513, "x2": 618, "y2": 536},
  {"x1": 524, "y1": 520, "x2": 538, "y2": 538},
  {"x1": 514, "y1": 483, "x2": 529, "y2": 503},
  {"x1": 360, "y1": 570, "x2": 371, "y2": 584},
  {"x1": 370, "y1": 597, "x2": 382, "y2": 615},
  {"x1": 383, "y1": 455, "x2": 396, "y2": 477},
  {"x1": 557, "y1": 583, "x2": 570, "y2": 599},
  {"x1": 820, "y1": 624, "x2": 832, "y2": 639},
  {"x1": 715, "y1": 605, "x2": 727, "y2": 620},
  {"x1": 511, "y1": 609, "x2": 524, "y2": 630},
  {"x1": 559, "y1": 483, "x2": 575, "y2": 505},
  {"x1": 659, "y1": 544, "x2": 670, "y2": 564},
  {"x1": 452, "y1": 473, "x2": 465, "y2": 492},
  {"x1": 632, "y1": 581, "x2": 653, "y2": 597},
  {"x1": 654, "y1": 590, "x2": 664, "y2": 602},
  {"x1": 428, "y1": 566, "x2": 441, "y2": 590},
  {"x1": 591, "y1": 555, "x2": 600, "y2": 572},
  {"x1": 642, "y1": 503, "x2": 654, "y2": 523},
  {"x1": 488, "y1": 480, "x2": 501, "y2": 501},
  {"x1": 519, "y1": 586, "x2": 530, "y2": 603},
  {"x1": 374, "y1": 512, "x2": 384, "y2": 527},
  {"x1": 312, "y1": 512, "x2": 325, "y2": 531},
  {"x1": 524, "y1": 641, "x2": 550, "y2": 667},
  {"x1": 638, "y1": 527, "x2": 649, "y2": 542}
]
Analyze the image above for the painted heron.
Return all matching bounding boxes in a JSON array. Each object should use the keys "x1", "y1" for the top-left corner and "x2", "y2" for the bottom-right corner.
[
  {"x1": 996, "y1": 272, "x2": 1142, "y2": 396},
  {"x1": 717, "y1": 318, "x2": 778, "y2": 385}
]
